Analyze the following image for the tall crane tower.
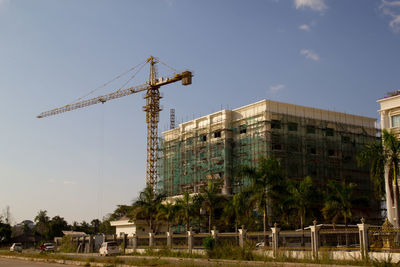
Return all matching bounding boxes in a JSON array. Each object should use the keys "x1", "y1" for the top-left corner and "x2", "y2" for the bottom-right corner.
[{"x1": 37, "y1": 56, "x2": 192, "y2": 191}]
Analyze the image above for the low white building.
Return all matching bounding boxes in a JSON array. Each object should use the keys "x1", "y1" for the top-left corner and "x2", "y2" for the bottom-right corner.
[{"x1": 110, "y1": 217, "x2": 168, "y2": 236}]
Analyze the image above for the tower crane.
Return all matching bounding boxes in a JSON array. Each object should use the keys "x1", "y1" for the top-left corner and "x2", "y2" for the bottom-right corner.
[{"x1": 37, "y1": 56, "x2": 192, "y2": 191}]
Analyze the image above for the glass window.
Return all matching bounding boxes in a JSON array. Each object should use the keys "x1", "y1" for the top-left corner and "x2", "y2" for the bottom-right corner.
[
  {"x1": 326, "y1": 128, "x2": 334, "y2": 137},
  {"x1": 306, "y1": 125, "x2": 315, "y2": 134},
  {"x1": 288, "y1": 122, "x2": 298, "y2": 131},
  {"x1": 271, "y1": 120, "x2": 281, "y2": 129},
  {"x1": 392, "y1": 115, "x2": 400, "y2": 127}
]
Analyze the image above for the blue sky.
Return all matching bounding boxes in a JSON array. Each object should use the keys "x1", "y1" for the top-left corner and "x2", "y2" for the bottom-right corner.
[{"x1": 0, "y1": 0, "x2": 399, "y2": 224}]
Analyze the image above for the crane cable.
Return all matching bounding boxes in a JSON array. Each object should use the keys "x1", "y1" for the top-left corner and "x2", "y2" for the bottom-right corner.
[
  {"x1": 115, "y1": 61, "x2": 148, "y2": 91},
  {"x1": 70, "y1": 59, "x2": 148, "y2": 104},
  {"x1": 158, "y1": 60, "x2": 178, "y2": 74}
]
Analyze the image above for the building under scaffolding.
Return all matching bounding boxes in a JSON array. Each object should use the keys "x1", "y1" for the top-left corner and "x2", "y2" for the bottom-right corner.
[{"x1": 158, "y1": 99, "x2": 379, "y2": 216}]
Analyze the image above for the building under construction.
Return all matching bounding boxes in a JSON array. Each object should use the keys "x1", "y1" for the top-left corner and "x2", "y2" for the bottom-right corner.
[{"x1": 158, "y1": 99, "x2": 379, "y2": 207}]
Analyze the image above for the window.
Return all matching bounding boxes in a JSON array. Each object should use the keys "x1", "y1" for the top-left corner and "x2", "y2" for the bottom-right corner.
[
  {"x1": 288, "y1": 122, "x2": 298, "y2": 132},
  {"x1": 213, "y1": 131, "x2": 221, "y2": 138},
  {"x1": 239, "y1": 125, "x2": 247, "y2": 134},
  {"x1": 328, "y1": 149, "x2": 335, "y2": 157},
  {"x1": 308, "y1": 147, "x2": 316, "y2": 155},
  {"x1": 342, "y1": 136, "x2": 350, "y2": 143},
  {"x1": 200, "y1": 135, "x2": 207, "y2": 142},
  {"x1": 271, "y1": 120, "x2": 281, "y2": 129},
  {"x1": 392, "y1": 115, "x2": 400, "y2": 127},
  {"x1": 306, "y1": 125, "x2": 316, "y2": 134},
  {"x1": 326, "y1": 128, "x2": 334, "y2": 137},
  {"x1": 273, "y1": 144, "x2": 282, "y2": 150}
]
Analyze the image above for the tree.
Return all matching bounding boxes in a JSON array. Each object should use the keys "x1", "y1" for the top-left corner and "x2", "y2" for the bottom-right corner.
[
  {"x1": 0, "y1": 216, "x2": 11, "y2": 244},
  {"x1": 48, "y1": 216, "x2": 69, "y2": 240},
  {"x1": 357, "y1": 129, "x2": 399, "y2": 226},
  {"x1": 288, "y1": 176, "x2": 314, "y2": 246},
  {"x1": 223, "y1": 191, "x2": 251, "y2": 234},
  {"x1": 176, "y1": 191, "x2": 194, "y2": 232},
  {"x1": 130, "y1": 185, "x2": 165, "y2": 232},
  {"x1": 239, "y1": 156, "x2": 283, "y2": 233},
  {"x1": 157, "y1": 202, "x2": 178, "y2": 232},
  {"x1": 322, "y1": 180, "x2": 365, "y2": 246},
  {"x1": 34, "y1": 210, "x2": 50, "y2": 241},
  {"x1": 91, "y1": 219, "x2": 101, "y2": 234},
  {"x1": 201, "y1": 181, "x2": 227, "y2": 233},
  {"x1": 109, "y1": 205, "x2": 133, "y2": 221}
]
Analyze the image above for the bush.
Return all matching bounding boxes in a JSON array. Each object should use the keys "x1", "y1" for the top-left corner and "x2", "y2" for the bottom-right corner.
[
  {"x1": 59, "y1": 235, "x2": 77, "y2": 253},
  {"x1": 203, "y1": 236, "x2": 215, "y2": 257}
]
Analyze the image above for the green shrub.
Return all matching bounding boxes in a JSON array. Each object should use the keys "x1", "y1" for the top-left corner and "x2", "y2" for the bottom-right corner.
[
  {"x1": 59, "y1": 235, "x2": 77, "y2": 253},
  {"x1": 203, "y1": 235, "x2": 215, "y2": 255}
]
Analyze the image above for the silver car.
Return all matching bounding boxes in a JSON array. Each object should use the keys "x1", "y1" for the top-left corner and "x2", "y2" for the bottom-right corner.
[{"x1": 10, "y1": 243, "x2": 23, "y2": 252}]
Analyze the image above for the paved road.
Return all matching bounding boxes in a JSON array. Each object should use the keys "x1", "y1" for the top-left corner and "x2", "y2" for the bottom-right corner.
[{"x1": 0, "y1": 258, "x2": 74, "y2": 266}]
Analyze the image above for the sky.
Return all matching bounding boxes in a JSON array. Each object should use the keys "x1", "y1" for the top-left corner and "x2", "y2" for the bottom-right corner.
[{"x1": 0, "y1": 0, "x2": 400, "y2": 224}]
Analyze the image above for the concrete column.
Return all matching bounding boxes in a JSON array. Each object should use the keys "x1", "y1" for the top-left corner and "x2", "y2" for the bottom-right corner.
[
  {"x1": 167, "y1": 231, "x2": 172, "y2": 248},
  {"x1": 88, "y1": 235, "x2": 93, "y2": 253},
  {"x1": 149, "y1": 231, "x2": 154, "y2": 248},
  {"x1": 358, "y1": 218, "x2": 370, "y2": 259},
  {"x1": 132, "y1": 234, "x2": 137, "y2": 250},
  {"x1": 271, "y1": 223, "x2": 280, "y2": 258},
  {"x1": 310, "y1": 220, "x2": 321, "y2": 260},
  {"x1": 187, "y1": 228, "x2": 194, "y2": 253},
  {"x1": 82, "y1": 236, "x2": 86, "y2": 253},
  {"x1": 239, "y1": 226, "x2": 246, "y2": 248}
]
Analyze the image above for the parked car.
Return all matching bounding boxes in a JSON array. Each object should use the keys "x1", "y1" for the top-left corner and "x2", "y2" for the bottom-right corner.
[
  {"x1": 99, "y1": 241, "x2": 119, "y2": 256},
  {"x1": 10, "y1": 243, "x2": 23, "y2": 252},
  {"x1": 40, "y1": 243, "x2": 55, "y2": 252}
]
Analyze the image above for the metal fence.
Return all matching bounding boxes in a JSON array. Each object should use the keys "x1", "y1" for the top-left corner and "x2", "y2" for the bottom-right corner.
[{"x1": 65, "y1": 221, "x2": 398, "y2": 261}]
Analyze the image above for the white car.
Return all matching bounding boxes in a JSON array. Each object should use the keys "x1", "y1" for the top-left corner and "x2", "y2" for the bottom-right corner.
[
  {"x1": 99, "y1": 241, "x2": 119, "y2": 256},
  {"x1": 10, "y1": 243, "x2": 23, "y2": 252}
]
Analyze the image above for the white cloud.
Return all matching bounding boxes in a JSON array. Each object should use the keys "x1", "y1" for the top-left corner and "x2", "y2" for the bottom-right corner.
[
  {"x1": 381, "y1": 0, "x2": 400, "y2": 32},
  {"x1": 299, "y1": 24, "x2": 311, "y2": 31},
  {"x1": 63, "y1": 180, "x2": 77, "y2": 185},
  {"x1": 269, "y1": 84, "x2": 285, "y2": 93},
  {"x1": 294, "y1": 0, "x2": 327, "y2": 12},
  {"x1": 300, "y1": 49, "x2": 320, "y2": 61}
]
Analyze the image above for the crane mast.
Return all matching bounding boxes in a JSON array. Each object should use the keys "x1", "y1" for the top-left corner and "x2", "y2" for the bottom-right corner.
[{"x1": 37, "y1": 56, "x2": 192, "y2": 192}]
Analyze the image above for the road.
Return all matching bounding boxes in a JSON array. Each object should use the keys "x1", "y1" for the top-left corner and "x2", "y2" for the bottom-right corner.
[{"x1": 0, "y1": 258, "x2": 74, "y2": 267}]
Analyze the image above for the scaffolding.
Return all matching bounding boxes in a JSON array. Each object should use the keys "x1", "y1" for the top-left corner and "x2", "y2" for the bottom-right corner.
[{"x1": 158, "y1": 100, "x2": 379, "y2": 219}]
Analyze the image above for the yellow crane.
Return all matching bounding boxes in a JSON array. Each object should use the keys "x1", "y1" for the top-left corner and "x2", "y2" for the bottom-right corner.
[{"x1": 37, "y1": 56, "x2": 192, "y2": 191}]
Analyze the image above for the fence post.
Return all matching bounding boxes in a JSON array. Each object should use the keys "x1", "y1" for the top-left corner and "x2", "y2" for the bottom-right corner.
[
  {"x1": 239, "y1": 225, "x2": 246, "y2": 248},
  {"x1": 132, "y1": 233, "x2": 137, "y2": 251},
  {"x1": 149, "y1": 231, "x2": 154, "y2": 248},
  {"x1": 271, "y1": 222, "x2": 280, "y2": 258},
  {"x1": 310, "y1": 220, "x2": 321, "y2": 260},
  {"x1": 167, "y1": 230, "x2": 172, "y2": 248},
  {"x1": 357, "y1": 218, "x2": 369, "y2": 259},
  {"x1": 123, "y1": 234, "x2": 127, "y2": 254},
  {"x1": 187, "y1": 228, "x2": 193, "y2": 253},
  {"x1": 211, "y1": 226, "x2": 218, "y2": 244}
]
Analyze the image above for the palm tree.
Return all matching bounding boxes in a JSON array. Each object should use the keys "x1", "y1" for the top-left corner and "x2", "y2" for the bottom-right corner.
[
  {"x1": 357, "y1": 129, "x2": 400, "y2": 227},
  {"x1": 175, "y1": 191, "x2": 194, "y2": 232},
  {"x1": 288, "y1": 176, "x2": 314, "y2": 246},
  {"x1": 201, "y1": 180, "x2": 227, "y2": 233},
  {"x1": 130, "y1": 185, "x2": 165, "y2": 233},
  {"x1": 223, "y1": 191, "x2": 251, "y2": 235},
  {"x1": 322, "y1": 180, "x2": 362, "y2": 246},
  {"x1": 157, "y1": 201, "x2": 178, "y2": 232},
  {"x1": 34, "y1": 210, "x2": 50, "y2": 241},
  {"x1": 239, "y1": 156, "x2": 283, "y2": 234}
]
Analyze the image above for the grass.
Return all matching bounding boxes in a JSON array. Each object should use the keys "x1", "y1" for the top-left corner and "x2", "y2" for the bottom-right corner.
[{"x1": 2, "y1": 247, "x2": 400, "y2": 266}]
